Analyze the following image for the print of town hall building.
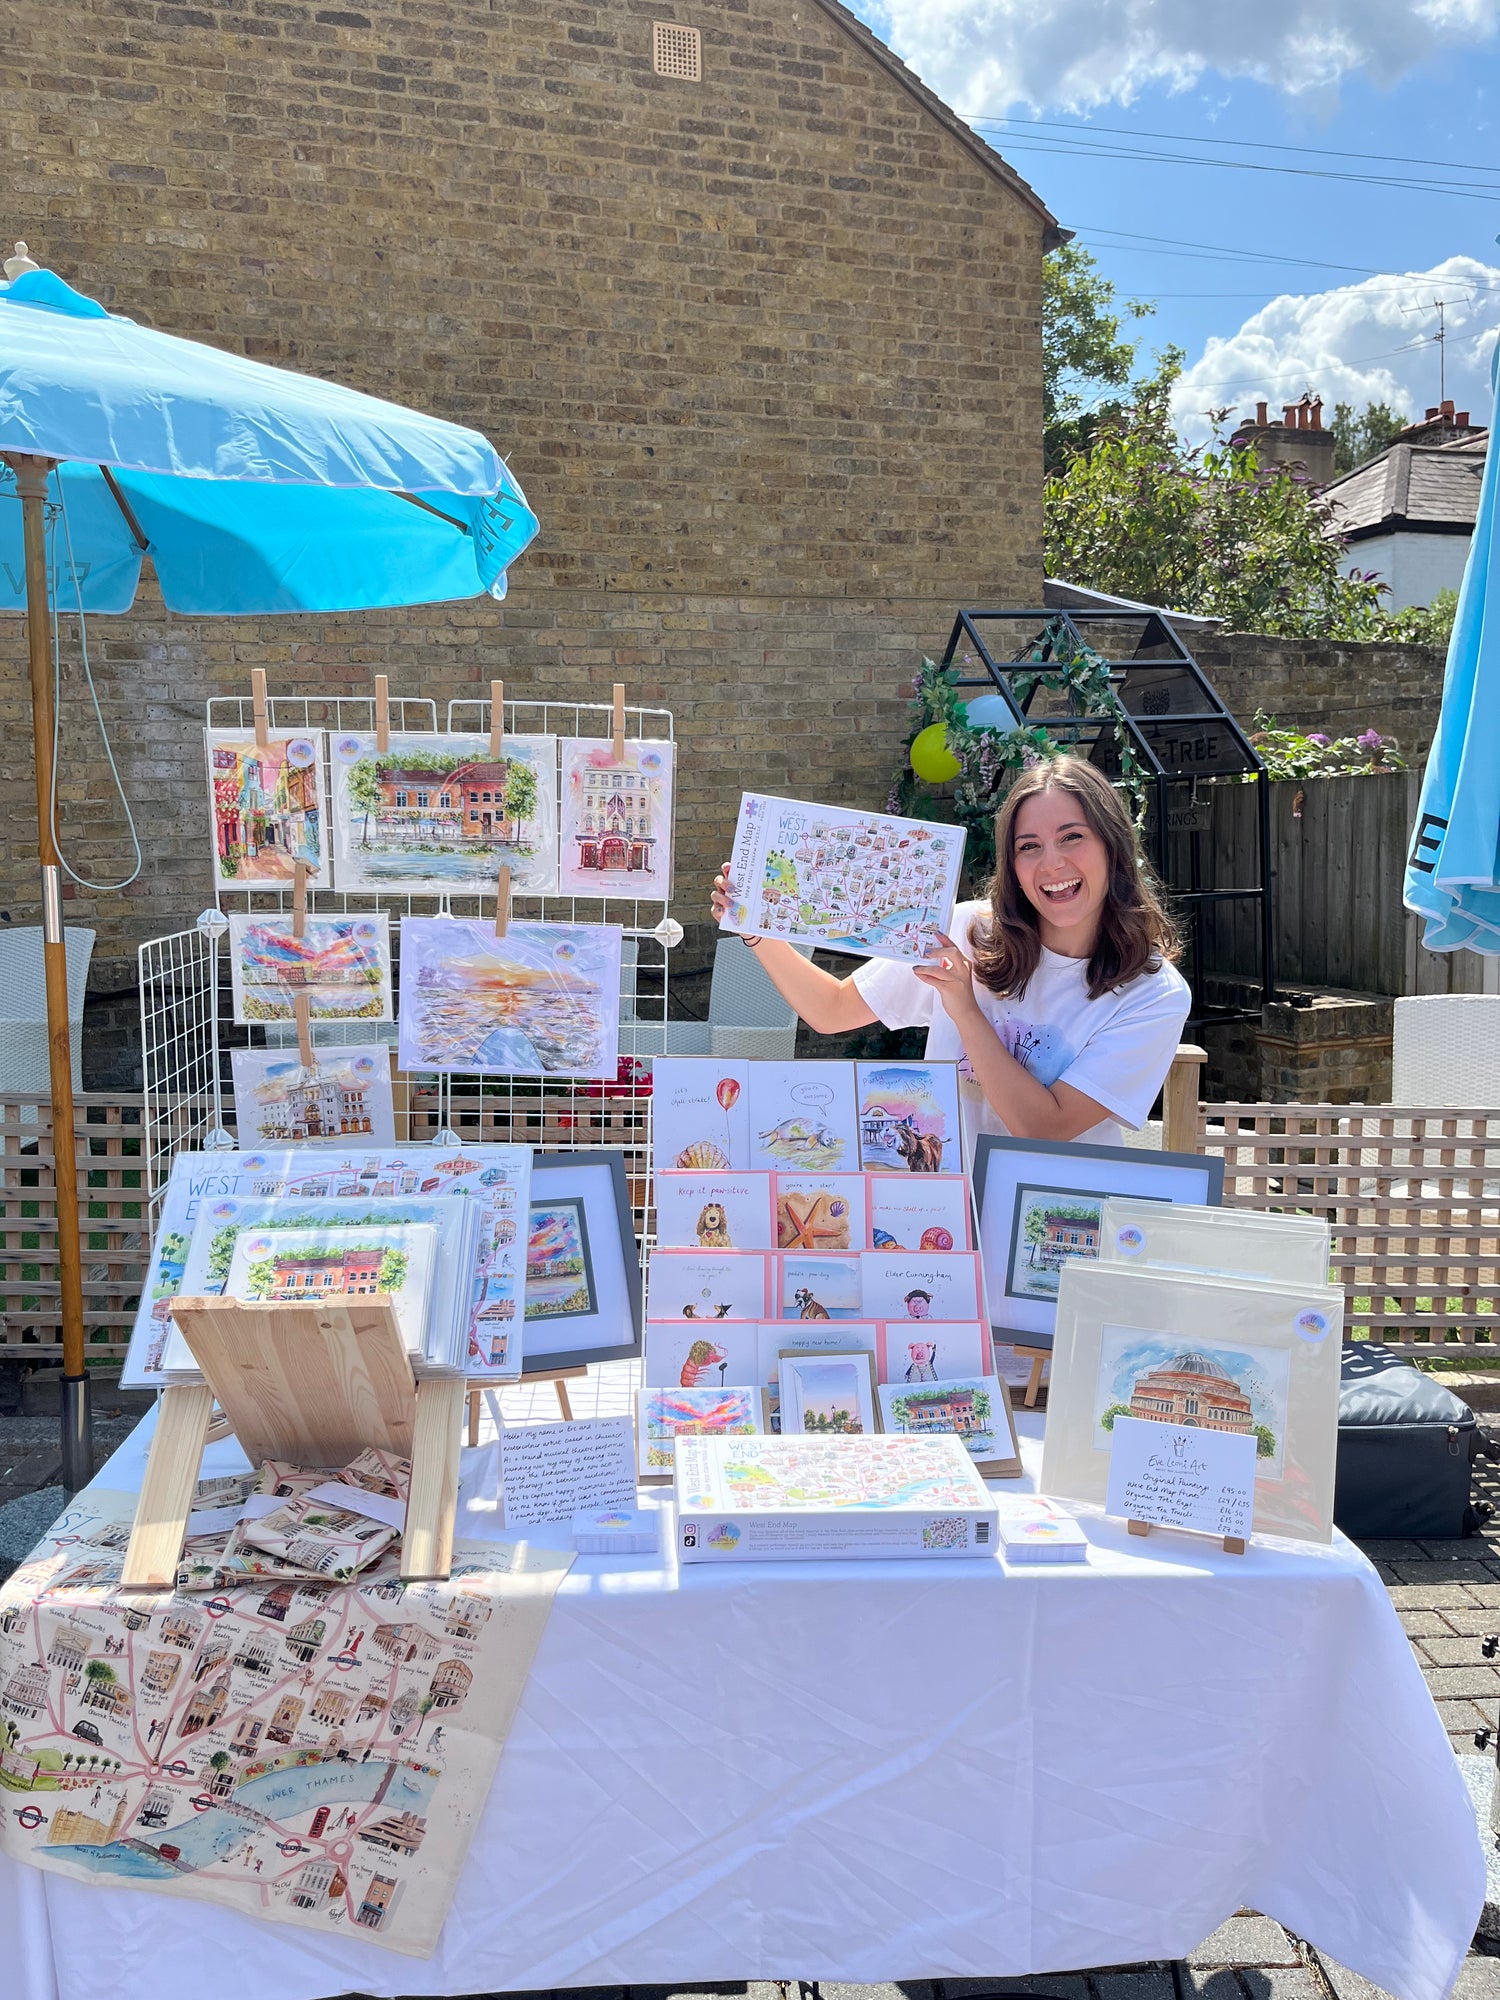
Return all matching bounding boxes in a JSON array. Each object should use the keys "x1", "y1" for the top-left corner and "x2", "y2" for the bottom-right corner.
[
  {"x1": 571, "y1": 766, "x2": 658, "y2": 880},
  {"x1": 256, "y1": 1071, "x2": 378, "y2": 1144}
]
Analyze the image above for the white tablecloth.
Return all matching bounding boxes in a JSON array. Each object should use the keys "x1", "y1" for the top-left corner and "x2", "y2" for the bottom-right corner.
[{"x1": 2, "y1": 1409, "x2": 1483, "y2": 2000}]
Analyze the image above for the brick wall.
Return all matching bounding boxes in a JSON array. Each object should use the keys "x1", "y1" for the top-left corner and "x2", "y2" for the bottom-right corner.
[
  {"x1": 2, "y1": 0, "x2": 1051, "y2": 1016},
  {"x1": 1195, "y1": 631, "x2": 1446, "y2": 760}
]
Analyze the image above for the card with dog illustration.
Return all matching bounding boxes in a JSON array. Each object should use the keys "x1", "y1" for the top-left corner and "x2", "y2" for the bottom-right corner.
[
  {"x1": 778, "y1": 1252, "x2": 863, "y2": 1320},
  {"x1": 861, "y1": 1252, "x2": 982, "y2": 1324},
  {"x1": 877, "y1": 1320, "x2": 992, "y2": 1385},
  {"x1": 856, "y1": 1060, "x2": 963, "y2": 1174},
  {"x1": 867, "y1": 1175, "x2": 972, "y2": 1252},
  {"x1": 645, "y1": 1249, "x2": 770, "y2": 1322},
  {"x1": 745, "y1": 1061, "x2": 860, "y2": 1173},
  {"x1": 642, "y1": 1317, "x2": 763, "y2": 1390},
  {"x1": 653, "y1": 1172, "x2": 775, "y2": 1251},
  {"x1": 649, "y1": 1057, "x2": 752, "y2": 1174},
  {"x1": 758, "y1": 1321, "x2": 878, "y2": 1384},
  {"x1": 774, "y1": 1174, "x2": 867, "y2": 1253}
]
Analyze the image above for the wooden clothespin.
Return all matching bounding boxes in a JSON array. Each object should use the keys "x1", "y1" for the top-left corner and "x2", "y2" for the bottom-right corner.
[
  {"x1": 292, "y1": 859, "x2": 308, "y2": 940},
  {"x1": 251, "y1": 669, "x2": 269, "y2": 749},
  {"x1": 489, "y1": 679, "x2": 504, "y2": 760},
  {"x1": 611, "y1": 682, "x2": 626, "y2": 764},
  {"x1": 374, "y1": 673, "x2": 390, "y2": 754},
  {"x1": 495, "y1": 862, "x2": 511, "y2": 939},
  {"x1": 294, "y1": 991, "x2": 315, "y2": 1070}
]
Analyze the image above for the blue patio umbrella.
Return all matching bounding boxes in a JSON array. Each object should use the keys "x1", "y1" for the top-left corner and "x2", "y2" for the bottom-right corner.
[
  {"x1": 1403, "y1": 338, "x2": 1500, "y2": 952},
  {"x1": 0, "y1": 248, "x2": 541, "y2": 1484}
]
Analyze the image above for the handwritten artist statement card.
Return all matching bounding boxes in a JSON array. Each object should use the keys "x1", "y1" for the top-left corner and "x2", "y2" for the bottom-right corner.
[
  {"x1": 1105, "y1": 1415, "x2": 1256, "y2": 1543},
  {"x1": 500, "y1": 1415, "x2": 637, "y2": 1527}
]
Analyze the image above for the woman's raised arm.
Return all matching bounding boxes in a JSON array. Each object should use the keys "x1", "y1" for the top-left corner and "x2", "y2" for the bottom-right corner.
[{"x1": 711, "y1": 863, "x2": 879, "y2": 1035}]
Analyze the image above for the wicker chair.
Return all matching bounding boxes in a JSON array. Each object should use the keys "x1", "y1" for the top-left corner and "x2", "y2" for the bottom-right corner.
[
  {"x1": 0, "y1": 925, "x2": 95, "y2": 1097},
  {"x1": 1392, "y1": 994, "x2": 1500, "y2": 1107}
]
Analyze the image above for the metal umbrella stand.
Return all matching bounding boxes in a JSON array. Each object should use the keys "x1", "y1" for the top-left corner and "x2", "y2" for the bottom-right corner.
[{"x1": 0, "y1": 244, "x2": 540, "y2": 1489}]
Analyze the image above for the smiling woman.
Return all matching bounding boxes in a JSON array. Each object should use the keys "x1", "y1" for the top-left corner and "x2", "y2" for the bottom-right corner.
[{"x1": 710, "y1": 757, "x2": 1190, "y2": 1160}]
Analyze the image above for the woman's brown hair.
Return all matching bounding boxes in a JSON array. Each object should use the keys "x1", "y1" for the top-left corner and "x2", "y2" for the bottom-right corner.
[{"x1": 969, "y1": 757, "x2": 1180, "y2": 1002}]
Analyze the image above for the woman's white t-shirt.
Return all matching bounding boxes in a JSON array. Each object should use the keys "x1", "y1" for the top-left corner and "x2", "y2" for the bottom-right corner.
[{"x1": 851, "y1": 899, "x2": 1192, "y2": 1156}]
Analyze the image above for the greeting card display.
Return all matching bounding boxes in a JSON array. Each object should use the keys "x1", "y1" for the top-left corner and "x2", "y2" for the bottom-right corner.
[
  {"x1": 230, "y1": 1044, "x2": 396, "y2": 1147},
  {"x1": 775, "y1": 1174, "x2": 866, "y2": 1251},
  {"x1": 973, "y1": 1135, "x2": 1225, "y2": 1344},
  {"x1": 746, "y1": 1061, "x2": 861, "y2": 1173},
  {"x1": 721, "y1": 793, "x2": 965, "y2": 961},
  {"x1": 653, "y1": 1172, "x2": 775, "y2": 1251},
  {"x1": 1040, "y1": 1261, "x2": 1343, "y2": 1543},
  {"x1": 877, "y1": 1320, "x2": 992, "y2": 1385},
  {"x1": 205, "y1": 728, "x2": 328, "y2": 887},
  {"x1": 756, "y1": 1321, "x2": 879, "y2": 1383},
  {"x1": 558, "y1": 737, "x2": 676, "y2": 898},
  {"x1": 330, "y1": 729, "x2": 559, "y2": 895},
  {"x1": 879, "y1": 1375, "x2": 1021, "y2": 1478},
  {"x1": 778, "y1": 1253, "x2": 863, "y2": 1320},
  {"x1": 856, "y1": 1060, "x2": 963, "y2": 1173},
  {"x1": 228, "y1": 912, "x2": 392, "y2": 1024},
  {"x1": 398, "y1": 917, "x2": 622, "y2": 1079},
  {"x1": 1098, "y1": 1198, "x2": 1332, "y2": 1287},
  {"x1": 644, "y1": 1317, "x2": 763, "y2": 1390},
  {"x1": 651, "y1": 1058, "x2": 752, "y2": 1173},
  {"x1": 637, "y1": 1385, "x2": 768, "y2": 1478},
  {"x1": 861, "y1": 1252, "x2": 982, "y2": 1324}
]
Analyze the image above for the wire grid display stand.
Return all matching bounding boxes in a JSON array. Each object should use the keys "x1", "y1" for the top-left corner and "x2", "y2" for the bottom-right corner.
[{"x1": 137, "y1": 690, "x2": 674, "y2": 1252}]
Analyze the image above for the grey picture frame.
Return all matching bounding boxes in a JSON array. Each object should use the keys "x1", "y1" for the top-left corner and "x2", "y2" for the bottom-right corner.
[
  {"x1": 972, "y1": 1135, "x2": 1225, "y2": 1349},
  {"x1": 522, "y1": 1149, "x2": 643, "y2": 1370}
]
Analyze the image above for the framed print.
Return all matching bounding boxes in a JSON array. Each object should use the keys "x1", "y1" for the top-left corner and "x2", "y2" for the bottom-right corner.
[
  {"x1": 972, "y1": 1135, "x2": 1225, "y2": 1345},
  {"x1": 330, "y1": 729, "x2": 559, "y2": 895},
  {"x1": 1039, "y1": 1262, "x2": 1343, "y2": 1543},
  {"x1": 856, "y1": 1060, "x2": 963, "y2": 1173},
  {"x1": 653, "y1": 1172, "x2": 774, "y2": 1251},
  {"x1": 779, "y1": 1348, "x2": 881, "y2": 1437},
  {"x1": 868, "y1": 1175, "x2": 972, "y2": 1252},
  {"x1": 1098, "y1": 1198, "x2": 1332, "y2": 1287},
  {"x1": 522, "y1": 1151, "x2": 643, "y2": 1368},
  {"x1": 398, "y1": 917, "x2": 622, "y2": 1080},
  {"x1": 646, "y1": 1250, "x2": 770, "y2": 1322},
  {"x1": 643, "y1": 1317, "x2": 762, "y2": 1390},
  {"x1": 879, "y1": 1376, "x2": 1021, "y2": 1478},
  {"x1": 230, "y1": 1044, "x2": 396, "y2": 1147},
  {"x1": 228, "y1": 912, "x2": 392, "y2": 1024},
  {"x1": 636, "y1": 1385, "x2": 768, "y2": 1480},
  {"x1": 206, "y1": 728, "x2": 328, "y2": 888}
]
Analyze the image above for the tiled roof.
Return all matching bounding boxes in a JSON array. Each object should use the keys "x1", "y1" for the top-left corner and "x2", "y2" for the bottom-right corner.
[
  {"x1": 1324, "y1": 435, "x2": 1487, "y2": 540},
  {"x1": 806, "y1": 0, "x2": 1066, "y2": 248}
]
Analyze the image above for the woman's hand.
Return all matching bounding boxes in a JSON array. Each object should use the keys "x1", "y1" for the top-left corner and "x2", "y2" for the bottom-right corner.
[
  {"x1": 911, "y1": 932, "x2": 980, "y2": 1022},
  {"x1": 711, "y1": 860, "x2": 760, "y2": 941}
]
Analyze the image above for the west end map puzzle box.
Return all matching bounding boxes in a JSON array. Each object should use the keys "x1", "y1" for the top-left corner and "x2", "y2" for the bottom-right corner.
[{"x1": 674, "y1": 1433, "x2": 999, "y2": 1562}]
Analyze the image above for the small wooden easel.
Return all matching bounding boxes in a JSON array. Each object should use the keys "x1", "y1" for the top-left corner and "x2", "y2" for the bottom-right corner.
[
  {"x1": 1126, "y1": 1519, "x2": 1247, "y2": 1556},
  {"x1": 1013, "y1": 1345, "x2": 1050, "y2": 1409},
  {"x1": 121, "y1": 1296, "x2": 467, "y2": 1590},
  {"x1": 465, "y1": 1366, "x2": 588, "y2": 1445}
]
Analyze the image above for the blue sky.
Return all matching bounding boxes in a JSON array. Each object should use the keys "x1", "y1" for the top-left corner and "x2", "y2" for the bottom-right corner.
[{"x1": 847, "y1": 2, "x2": 1500, "y2": 439}]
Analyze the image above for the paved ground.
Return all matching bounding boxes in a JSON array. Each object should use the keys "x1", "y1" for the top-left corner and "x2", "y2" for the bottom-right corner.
[{"x1": 2, "y1": 1400, "x2": 1497, "y2": 1998}]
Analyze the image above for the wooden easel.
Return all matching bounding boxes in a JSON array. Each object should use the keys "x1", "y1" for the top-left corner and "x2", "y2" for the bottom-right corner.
[
  {"x1": 465, "y1": 1366, "x2": 589, "y2": 1446},
  {"x1": 1013, "y1": 1346, "x2": 1050, "y2": 1409},
  {"x1": 121, "y1": 1296, "x2": 466, "y2": 1590},
  {"x1": 1126, "y1": 1519, "x2": 1247, "y2": 1556}
]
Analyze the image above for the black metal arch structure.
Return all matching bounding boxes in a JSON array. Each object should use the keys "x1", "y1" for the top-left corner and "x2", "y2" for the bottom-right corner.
[{"x1": 938, "y1": 607, "x2": 1274, "y2": 1009}]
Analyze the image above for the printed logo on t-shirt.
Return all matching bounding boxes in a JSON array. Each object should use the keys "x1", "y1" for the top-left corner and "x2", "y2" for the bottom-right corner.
[{"x1": 1000, "y1": 1019, "x2": 1073, "y2": 1088}]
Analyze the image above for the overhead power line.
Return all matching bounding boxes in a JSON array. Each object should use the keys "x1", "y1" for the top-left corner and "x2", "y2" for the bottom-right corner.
[{"x1": 971, "y1": 112, "x2": 1500, "y2": 181}]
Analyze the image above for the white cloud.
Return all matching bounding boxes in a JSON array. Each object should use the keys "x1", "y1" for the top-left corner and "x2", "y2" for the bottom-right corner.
[
  {"x1": 867, "y1": 0, "x2": 1500, "y2": 114},
  {"x1": 1169, "y1": 256, "x2": 1500, "y2": 441}
]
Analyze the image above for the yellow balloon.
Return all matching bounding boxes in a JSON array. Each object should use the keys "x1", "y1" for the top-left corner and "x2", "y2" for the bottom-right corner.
[{"x1": 909, "y1": 723, "x2": 961, "y2": 784}]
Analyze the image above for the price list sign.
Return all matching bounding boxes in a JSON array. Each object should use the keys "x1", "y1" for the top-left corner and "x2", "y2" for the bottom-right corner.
[{"x1": 1105, "y1": 1415, "x2": 1256, "y2": 1547}]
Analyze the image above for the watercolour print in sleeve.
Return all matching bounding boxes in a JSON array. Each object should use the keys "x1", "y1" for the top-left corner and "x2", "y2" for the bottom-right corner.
[{"x1": 722, "y1": 793, "x2": 965, "y2": 961}]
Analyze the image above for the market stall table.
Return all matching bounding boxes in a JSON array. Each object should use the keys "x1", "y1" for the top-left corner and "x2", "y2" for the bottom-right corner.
[{"x1": 1, "y1": 1408, "x2": 1482, "y2": 2000}]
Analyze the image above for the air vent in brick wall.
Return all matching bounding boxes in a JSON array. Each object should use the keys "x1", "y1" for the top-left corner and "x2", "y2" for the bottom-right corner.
[{"x1": 653, "y1": 21, "x2": 702, "y2": 79}]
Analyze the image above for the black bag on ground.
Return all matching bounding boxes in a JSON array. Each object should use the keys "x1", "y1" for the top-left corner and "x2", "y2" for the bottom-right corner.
[{"x1": 1335, "y1": 1341, "x2": 1481, "y2": 1540}]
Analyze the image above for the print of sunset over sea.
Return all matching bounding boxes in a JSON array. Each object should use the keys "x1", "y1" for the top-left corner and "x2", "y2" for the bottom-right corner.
[{"x1": 410, "y1": 943, "x2": 605, "y2": 1072}]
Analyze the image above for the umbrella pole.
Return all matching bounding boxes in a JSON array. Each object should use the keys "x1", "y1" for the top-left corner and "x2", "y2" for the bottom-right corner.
[{"x1": 10, "y1": 453, "x2": 92, "y2": 1491}]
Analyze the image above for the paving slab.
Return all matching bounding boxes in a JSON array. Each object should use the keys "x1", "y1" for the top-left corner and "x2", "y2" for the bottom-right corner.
[{"x1": 1186, "y1": 1920, "x2": 1301, "y2": 1968}]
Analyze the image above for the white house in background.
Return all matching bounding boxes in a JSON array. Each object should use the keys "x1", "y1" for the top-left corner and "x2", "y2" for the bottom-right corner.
[{"x1": 1323, "y1": 403, "x2": 1488, "y2": 612}]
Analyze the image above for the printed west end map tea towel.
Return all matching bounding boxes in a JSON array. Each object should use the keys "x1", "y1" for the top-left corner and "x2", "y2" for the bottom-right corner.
[
  {"x1": 1404, "y1": 341, "x2": 1500, "y2": 953},
  {"x1": 0, "y1": 1486, "x2": 574, "y2": 1957}
]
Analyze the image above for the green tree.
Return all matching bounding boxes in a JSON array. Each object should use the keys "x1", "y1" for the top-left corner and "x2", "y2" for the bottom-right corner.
[
  {"x1": 1044, "y1": 384, "x2": 1389, "y2": 639},
  {"x1": 1385, "y1": 587, "x2": 1458, "y2": 648},
  {"x1": 377, "y1": 1248, "x2": 409, "y2": 1293},
  {"x1": 1099, "y1": 1403, "x2": 1133, "y2": 1432},
  {"x1": 1043, "y1": 243, "x2": 1165, "y2": 469},
  {"x1": 84, "y1": 1660, "x2": 115, "y2": 1688},
  {"x1": 1332, "y1": 399, "x2": 1408, "y2": 475},
  {"x1": 344, "y1": 757, "x2": 385, "y2": 847},
  {"x1": 501, "y1": 757, "x2": 537, "y2": 834},
  {"x1": 244, "y1": 1257, "x2": 276, "y2": 1299},
  {"x1": 1253, "y1": 1425, "x2": 1278, "y2": 1459}
]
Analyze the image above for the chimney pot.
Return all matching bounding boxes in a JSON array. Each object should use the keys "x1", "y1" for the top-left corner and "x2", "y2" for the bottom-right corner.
[
  {"x1": 1456, "y1": 412, "x2": 1470, "y2": 427},
  {"x1": 1283, "y1": 405, "x2": 1297, "y2": 428},
  {"x1": 1441, "y1": 399, "x2": 1455, "y2": 416},
  {"x1": 1256, "y1": 401, "x2": 1268, "y2": 426},
  {"x1": 1426, "y1": 407, "x2": 1439, "y2": 421},
  {"x1": 1309, "y1": 400, "x2": 1323, "y2": 430}
]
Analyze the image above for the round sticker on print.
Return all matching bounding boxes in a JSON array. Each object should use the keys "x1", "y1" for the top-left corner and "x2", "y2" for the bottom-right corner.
[
  {"x1": 1295, "y1": 1308, "x2": 1330, "y2": 1343},
  {"x1": 1114, "y1": 1225, "x2": 1146, "y2": 1256},
  {"x1": 209, "y1": 1200, "x2": 239, "y2": 1222},
  {"x1": 285, "y1": 737, "x2": 317, "y2": 770},
  {"x1": 334, "y1": 734, "x2": 364, "y2": 765},
  {"x1": 553, "y1": 940, "x2": 578, "y2": 961},
  {"x1": 242, "y1": 1234, "x2": 274, "y2": 1260},
  {"x1": 351, "y1": 1055, "x2": 377, "y2": 1077},
  {"x1": 638, "y1": 749, "x2": 663, "y2": 773},
  {"x1": 353, "y1": 920, "x2": 380, "y2": 943}
]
